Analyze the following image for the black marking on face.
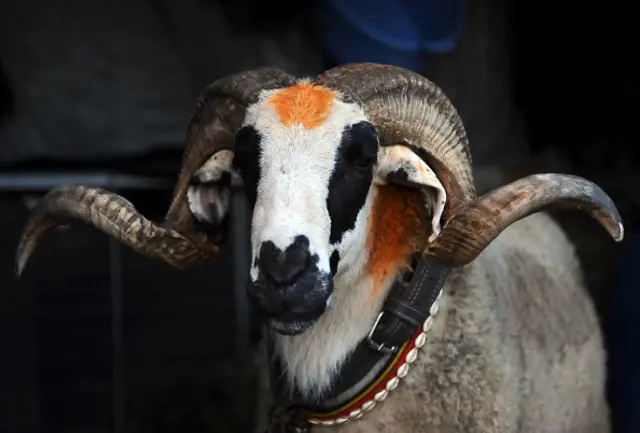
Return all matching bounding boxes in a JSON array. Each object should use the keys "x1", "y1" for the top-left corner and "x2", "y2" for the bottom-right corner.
[
  {"x1": 250, "y1": 249, "x2": 329, "y2": 319},
  {"x1": 386, "y1": 166, "x2": 410, "y2": 184},
  {"x1": 326, "y1": 121, "x2": 379, "y2": 245},
  {"x1": 330, "y1": 250, "x2": 340, "y2": 276},
  {"x1": 259, "y1": 235, "x2": 311, "y2": 286},
  {"x1": 233, "y1": 125, "x2": 262, "y2": 207}
]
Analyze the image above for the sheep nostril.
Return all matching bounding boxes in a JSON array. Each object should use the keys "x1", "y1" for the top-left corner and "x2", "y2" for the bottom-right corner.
[{"x1": 259, "y1": 237, "x2": 310, "y2": 286}]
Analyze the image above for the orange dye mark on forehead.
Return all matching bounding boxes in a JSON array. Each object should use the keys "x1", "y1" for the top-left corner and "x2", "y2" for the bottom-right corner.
[
  {"x1": 268, "y1": 82, "x2": 336, "y2": 129},
  {"x1": 365, "y1": 184, "x2": 430, "y2": 298}
]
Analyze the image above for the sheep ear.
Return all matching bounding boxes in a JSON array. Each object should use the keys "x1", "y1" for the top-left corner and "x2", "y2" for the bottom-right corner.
[
  {"x1": 375, "y1": 145, "x2": 447, "y2": 242},
  {"x1": 187, "y1": 149, "x2": 241, "y2": 243}
]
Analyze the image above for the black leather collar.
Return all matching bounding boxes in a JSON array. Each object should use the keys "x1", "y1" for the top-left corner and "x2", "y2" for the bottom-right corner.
[{"x1": 266, "y1": 254, "x2": 450, "y2": 432}]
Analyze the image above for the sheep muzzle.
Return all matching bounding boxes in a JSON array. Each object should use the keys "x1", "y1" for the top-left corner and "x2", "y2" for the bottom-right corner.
[{"x1": 248, "y1": 236, "x2": 333, "y2": 336}]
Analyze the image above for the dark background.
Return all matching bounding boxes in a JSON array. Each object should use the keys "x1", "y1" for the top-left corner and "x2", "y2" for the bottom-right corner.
[{"x1": 1, "y1": 1, "x2": 638, "y2": 432}]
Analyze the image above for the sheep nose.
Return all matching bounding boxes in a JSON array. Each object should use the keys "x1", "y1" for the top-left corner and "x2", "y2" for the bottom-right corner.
[{"x1": 259, "y1": 236, "x2": 310, "y2": 286}]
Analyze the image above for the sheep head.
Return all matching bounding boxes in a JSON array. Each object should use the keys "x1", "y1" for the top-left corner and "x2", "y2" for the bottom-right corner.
[{"x1": 15, "y1": 63, "x2": 624, "y2": 337}]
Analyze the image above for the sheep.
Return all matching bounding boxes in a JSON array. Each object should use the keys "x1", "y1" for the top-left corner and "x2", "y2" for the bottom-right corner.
[{"x1": 15, "y1": 63, "x2": 624, "y2": 433}]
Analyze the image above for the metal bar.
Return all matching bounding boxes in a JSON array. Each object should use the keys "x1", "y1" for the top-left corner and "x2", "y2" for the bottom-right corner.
[
  {"x1": 231, "y1": 189, "x2": 251, "y2": 357},
  {"x1": 0, "y1": 172, "x2": 172, "y2": 191},
  {"x1": 107, "y1": 173, "x2": 125, "y2": 433},
  {"x1": 0, "y1": 171, "x2": 243, "y2": 191},
  {"x1": 109, "y1": 236, "x2": 125, "y2": 433}
]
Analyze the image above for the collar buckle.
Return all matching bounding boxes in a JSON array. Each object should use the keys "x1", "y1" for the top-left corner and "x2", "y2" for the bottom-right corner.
[{"x1": 365, "y1": 311, "x2": 398, "y2": 354}]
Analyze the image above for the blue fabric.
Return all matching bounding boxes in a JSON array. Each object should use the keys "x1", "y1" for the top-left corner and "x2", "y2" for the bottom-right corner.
[{"x1": 310, "y1": 0, "x2": 464, "y2": 70}]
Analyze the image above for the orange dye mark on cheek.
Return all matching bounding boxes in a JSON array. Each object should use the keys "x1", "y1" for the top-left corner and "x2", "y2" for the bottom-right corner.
[
  {"x1": 268, "y1": 82, "x2": 336, "y2": 130},
  {"x1": 365, "y1": 184, "x2": 429, "y2": 298}
]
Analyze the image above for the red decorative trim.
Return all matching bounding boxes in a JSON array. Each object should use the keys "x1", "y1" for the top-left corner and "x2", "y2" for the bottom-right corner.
[{"x1": 304, "y1": 327, "x2": 423, "y2": 424}]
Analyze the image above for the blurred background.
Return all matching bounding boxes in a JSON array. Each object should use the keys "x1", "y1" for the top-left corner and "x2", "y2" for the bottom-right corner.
[{"x1": 0, "y1": 0, "x2": 638, "y2": 432}]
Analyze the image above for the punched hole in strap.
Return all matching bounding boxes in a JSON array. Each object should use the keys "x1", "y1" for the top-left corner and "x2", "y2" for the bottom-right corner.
[{"x1": 381, "y1": 297, "x2": 426, "y2": 329}]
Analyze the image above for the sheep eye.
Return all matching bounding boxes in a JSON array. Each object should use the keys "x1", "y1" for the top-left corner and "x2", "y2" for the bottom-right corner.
[
  {"x1": 341, "y1": 122, "x2": 379, "y2": 172},
  {"x1": 352, "y1": 155, "x2": 374, "y2": 171},
  {"x1": 234, "y1": 126, "x2": 261, "y2": 174}
]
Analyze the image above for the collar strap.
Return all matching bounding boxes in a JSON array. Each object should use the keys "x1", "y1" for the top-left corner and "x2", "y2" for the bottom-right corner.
[
  {"x1": 267, "y1": 256, "x2": 450, "y2": 430},
  {"x1": 305, "y1": 288, "x2": 444, "y2": 426}
]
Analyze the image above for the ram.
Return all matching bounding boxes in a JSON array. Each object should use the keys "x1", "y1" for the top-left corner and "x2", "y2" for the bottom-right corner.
[{"x1": 15, "y1": 64, "x2": 623, "y2": 433}]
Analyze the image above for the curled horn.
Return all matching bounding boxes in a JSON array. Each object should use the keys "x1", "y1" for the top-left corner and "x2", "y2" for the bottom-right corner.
[
  {"x1": 315, "y1": 63, "x2": 475, "y2": 218},
  {"x1": 318, "y1": 63, "x2": 624, "y2": 266},
  {"x1": 15, "y1": 67, "x2": 296, "y2": 277},
  {"x1": 424, "y1": 174, "x2": 624, "y2": 266}
]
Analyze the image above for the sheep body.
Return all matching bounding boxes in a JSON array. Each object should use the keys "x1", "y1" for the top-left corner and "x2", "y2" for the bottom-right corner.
[{"x1": 256, "y1": 211, "x2": 609, "y2": 432}]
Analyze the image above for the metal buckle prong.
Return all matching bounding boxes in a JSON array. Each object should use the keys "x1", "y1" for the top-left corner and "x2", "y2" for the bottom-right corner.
[{"x1": 366, "y1": 311, "x2": 398, "y2": 354}]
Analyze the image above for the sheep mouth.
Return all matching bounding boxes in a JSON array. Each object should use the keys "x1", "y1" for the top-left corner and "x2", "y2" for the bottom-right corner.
[
  {"x1": 247, "y1": 270, "x2": 333, "y2": 335},
  {"x1": 267, "y1": 318, "x2": 315, "y2": 335},
  {"x1": 264, "y1": 301, "x2": 327, "y2": 335}
]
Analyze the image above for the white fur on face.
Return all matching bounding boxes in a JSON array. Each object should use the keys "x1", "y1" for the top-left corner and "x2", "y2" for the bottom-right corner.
[
  {"x1": 274, "y1": 188, "x2": 379, "y2": 399},
  {"x1": 243, "y1": 87, "x2": 369, "y2": 282}
]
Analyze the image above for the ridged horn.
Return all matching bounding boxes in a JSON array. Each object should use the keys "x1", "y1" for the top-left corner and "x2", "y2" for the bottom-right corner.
[
  {"x1": 15, "y1": 185, "x2": 218, "y2": 276},
  {"x1": 315, "y1": 62, "x2": 475, "y2": 216},
  {"x1": 423, "y1": 173, "x2": 624, "y2": 267},
  {"x1": 15, "y1": 67, "x2": 296, "y2": 277}
]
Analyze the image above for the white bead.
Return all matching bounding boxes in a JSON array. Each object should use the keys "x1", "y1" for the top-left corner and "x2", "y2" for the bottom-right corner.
[
  {"x1": 352, "y1": 411, "x2": 364, "y2": 419},
  {"x1": 429, "y1": 300, "x2": 440, "y2": 316},
  {"x1": 361, "y1": 400, "x2": 376, "y2": 412},
  {"x1": 423, "y1": 316, "x2": 433, "y2": 332},
  {"x1": 414, "y1": 332, "x2": 427, "y2": 348},
  {"x1": 374, "y1": 389, "x2": 389, "y2": 402},
  {"x1": 322, "y1": 420, "x2": 335, "y2": 426},
  {"x1": 349, "y1": 408, "x2": 363, "y2": 418},
  {"x1": 436, "y1": 289, "x2": 443, "y2": 301},
  {"x1": 309, "y1": 419, "x2": 320, "y2": 425},
  {"x1": 405, "y1": 348, "x2": 418, "y2": 364},
  {"x1": 397, "y1": 363, "x2": 410, "y2": 378},
  {"x1": 386, "y1": 376, "x2": 400, "y2": 391},
  {"x1": 336, "y1": 417, "x2": 349, "y2": 424}
]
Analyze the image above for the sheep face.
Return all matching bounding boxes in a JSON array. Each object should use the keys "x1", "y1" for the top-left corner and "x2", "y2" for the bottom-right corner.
[{"x1": 188, "y1": 82, "x2": 446, "y2": 336}]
